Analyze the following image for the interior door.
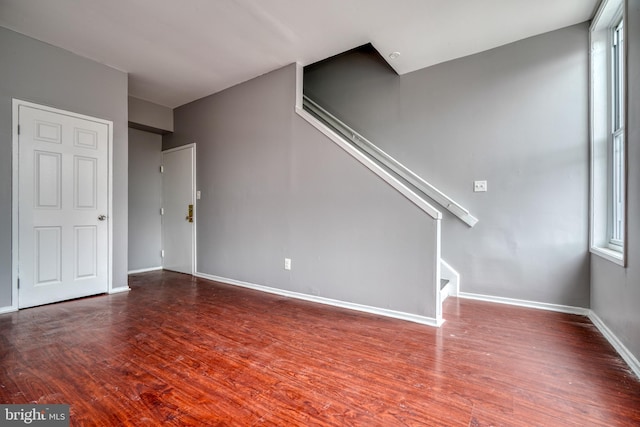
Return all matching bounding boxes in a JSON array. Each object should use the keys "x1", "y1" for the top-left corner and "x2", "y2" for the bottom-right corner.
[
  {"x1": 162, "y1": 144, "x2": 195, "y2": 275},
  {"x1": 18, "y1": 103, "x2": 109, "y2": 308}
]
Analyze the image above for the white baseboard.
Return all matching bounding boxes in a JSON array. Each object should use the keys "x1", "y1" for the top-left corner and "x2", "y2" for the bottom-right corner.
[
  {"x1": 458, "y1": 292, "x2": 590, "y2": 315},
  {"x1": 0, "y1": 305, "x2": 18, "y2": 315},
  {"x1": 458, "y1": 291, "x2": 639, "y2": 380},
  {"x1": 589, "y1": 312, "x2": 640, "y2": 379},
  {"x1": 108, "y1": 286, "x2": 131, "y2": 294},
  {"x1": 195, "y1": 272, "x2": 443, "y2": 327},
  {"x1": 128, "y1": 266, "x2": 163, "y2": 274}
]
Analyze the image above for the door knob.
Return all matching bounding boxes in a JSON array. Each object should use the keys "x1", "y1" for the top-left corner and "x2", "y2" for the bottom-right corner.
[{"x1": 98, "y1": 215, "x2": 107, "y2": 221}]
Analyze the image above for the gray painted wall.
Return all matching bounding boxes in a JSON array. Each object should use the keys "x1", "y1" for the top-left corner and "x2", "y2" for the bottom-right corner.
[
  {"x1": 591, "y1": 0, "x2": 640, "y2": 364},
  {"x1": 128, "y1": 128, "x2": 163, "y2": 272},
  {"x1": 0, "y1": 27, "x2": 128, "y2": 308},
  {"x1": 129, "y1": 96, "x2": 174, "y2": 133},
  {"x1": 304, "y1": 24, "x2": 590, "y2": 308},
  {"x1": 165, "y1": 64, "x2": 440, "y2": 319}
]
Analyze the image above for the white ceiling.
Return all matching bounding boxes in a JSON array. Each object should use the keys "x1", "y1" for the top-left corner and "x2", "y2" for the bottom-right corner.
[{"x1": 0, "y1": 0, "x2": 598, "y2": 108}]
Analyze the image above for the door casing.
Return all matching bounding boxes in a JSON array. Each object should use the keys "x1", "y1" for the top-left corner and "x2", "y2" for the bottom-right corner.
[{"x1": 11, "y1": 99, "x2": 114, "y2": 311}]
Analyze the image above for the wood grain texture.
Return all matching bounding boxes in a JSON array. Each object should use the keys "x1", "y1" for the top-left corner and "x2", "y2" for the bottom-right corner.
[{"x1": 1, "y1": 270, "x2": 639, "y2": 426}]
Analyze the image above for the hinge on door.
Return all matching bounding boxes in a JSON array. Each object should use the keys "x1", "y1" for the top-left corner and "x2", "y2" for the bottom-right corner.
[
  {"x1": 17, "y1": 278, "x2": 20, "y2": 289},
  {"x1": 161, "y1": 250, "x2": 165, "y2": 258},
  {"x1": 160, "y1": 165, "x2": 164, "y2": 173},
  {"x1": 17, "y1": 124, "x2": 20, "y2": 135}
]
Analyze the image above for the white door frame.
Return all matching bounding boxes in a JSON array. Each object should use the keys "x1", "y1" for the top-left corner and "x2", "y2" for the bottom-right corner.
[
  {"x1": 11, "y1": 99, "x2": 114, "y2": 311},
  {"x1": 162, "y1": 143, "x2": 197, "y2": 275}
]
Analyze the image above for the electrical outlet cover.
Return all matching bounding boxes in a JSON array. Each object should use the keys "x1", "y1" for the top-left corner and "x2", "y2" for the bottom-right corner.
[{"x1": 474, "y1": 180, "x2": 487, "y2": 192}]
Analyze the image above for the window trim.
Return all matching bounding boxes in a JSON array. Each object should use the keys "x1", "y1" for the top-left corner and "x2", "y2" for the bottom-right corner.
[
  {"x1": 589, "y1": 0, "x2": 627, "y2": 267},
  {"x1": 608, "y1": 17, "x2": 624, "y2": 249}
]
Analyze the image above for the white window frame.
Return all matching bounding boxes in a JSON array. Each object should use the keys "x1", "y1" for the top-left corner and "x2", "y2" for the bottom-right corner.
[
  {"x1": 590, "y1": 0, "x2": 626, "y2": 266},
  {"x1": 609, "y1": 18, "x2": 624, "y2": 250}
]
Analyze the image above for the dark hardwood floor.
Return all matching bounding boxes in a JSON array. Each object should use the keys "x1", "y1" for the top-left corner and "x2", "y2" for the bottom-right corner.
[{"x1": 1, "y1": 271, "x2": 639, "y2": 426}]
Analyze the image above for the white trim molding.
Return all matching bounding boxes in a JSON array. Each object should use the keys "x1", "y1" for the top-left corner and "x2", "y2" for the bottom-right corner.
[
  {"x1": 458, "y1": 292, "x2": 590, "y2": 315},
  {"x1": 128, "y1": 266, "x2": 163, "y2": 275},
  {"x1": 302, "y1": 94, "x2": 478, "y2": 227},
  {"x1": 0, "y1": 306, "x2": 18, "y2": 315},
  {"x1": 11, "y1": 100, "x2": 20, "y2": 312},
  {"x1": 108, "y1": 286, "x2": 130, "y2": 294},
  {"x1": 294, "y1": 64, "x2": 442, "y2": 221},
  {"x1": 589, "y1": 312, "x2": 640, "y2": 379},
  {"x1": 458, "y1": 291, "x2": 639, "y2": 379},
  {"x1": 296, "y1": 106, "x2": 442, "y2": 221},
  {"x1": 196, "y1": 272, "x2": 444, "y2": 327},
  {"x1": 590, "y1": 246, "x2": 624, "y2": 266}
]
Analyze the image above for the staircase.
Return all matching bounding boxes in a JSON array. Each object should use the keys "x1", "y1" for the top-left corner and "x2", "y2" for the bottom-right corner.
[
  {"x1": 302, "y1": 95, "x2": 478, "y2": 228},
  {"x1": 294, "y1": 64, "x2": 470, "y2": 325},
  {"x1": 440, "y1": 259, "x2": 460, "y2": 304}
]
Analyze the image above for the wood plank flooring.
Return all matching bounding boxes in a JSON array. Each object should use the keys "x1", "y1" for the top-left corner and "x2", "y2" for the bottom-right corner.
[{"x1": 1, "y1": 270, "x2": 639, "y2": 426}]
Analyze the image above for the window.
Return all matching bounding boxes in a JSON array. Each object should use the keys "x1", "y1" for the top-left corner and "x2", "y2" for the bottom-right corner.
[
  {"x1": 610, "y1": 18, "x2": 624, "y2": 250},
  {"x1": 590, "y1": 0, "x2": 626, "y2": 266}
]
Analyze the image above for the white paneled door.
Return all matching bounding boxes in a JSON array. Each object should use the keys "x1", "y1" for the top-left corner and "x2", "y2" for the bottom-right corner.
[
  {"x1": 162, "y1": 144, "x2": 195, "y2": 275},
  {"x1": 17, "y1": 102, "x2": 110, "y2": 308}
]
